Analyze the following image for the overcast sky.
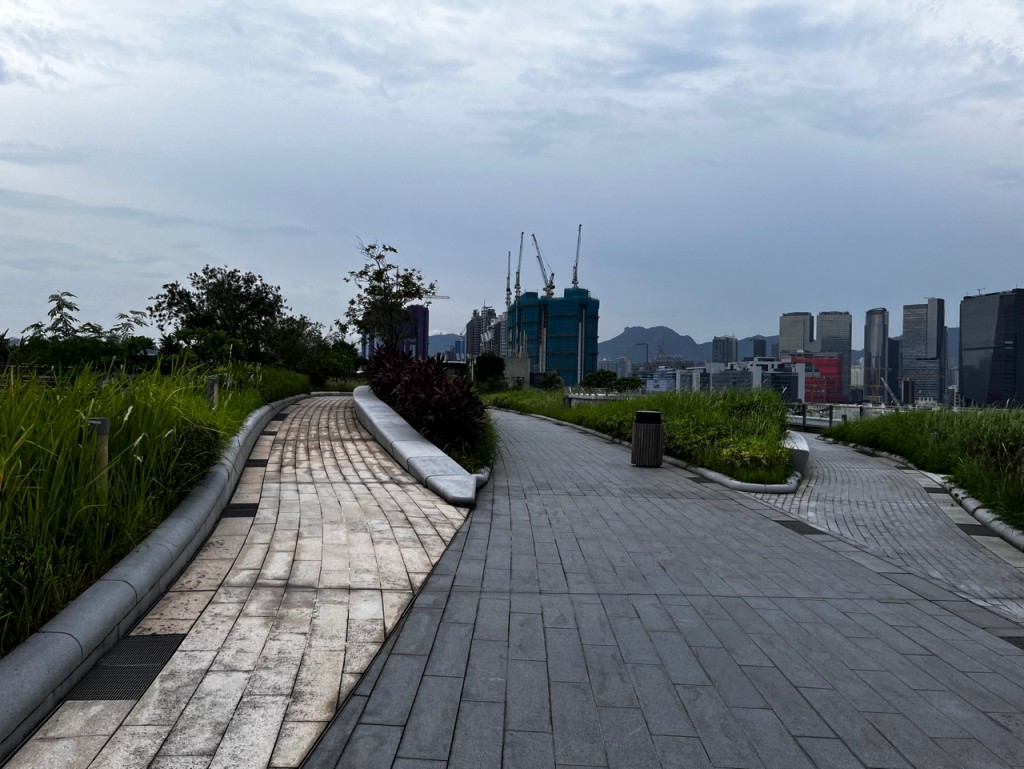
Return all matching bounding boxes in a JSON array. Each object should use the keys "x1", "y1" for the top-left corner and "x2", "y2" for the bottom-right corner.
[{"x1": 2, "y1": 1, "x2": 1021, "y2": 349}]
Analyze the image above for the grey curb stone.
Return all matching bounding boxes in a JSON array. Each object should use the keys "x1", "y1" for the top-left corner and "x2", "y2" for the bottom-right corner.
[
  {"x1": 823, "y1": 437, "x2": 1024, "y2": 554},
  {"x1": 0, "y1": 393, "x2": 307, "y2": 765},
  {"x1": 488, "y1": 406, "x2": 800, "y2": 494},
  {"x1": 352, "y1": 386, "x2": 479, "y2": 508}
]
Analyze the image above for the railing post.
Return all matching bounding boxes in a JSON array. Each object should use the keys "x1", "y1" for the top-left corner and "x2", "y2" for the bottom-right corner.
[
  {"x1": 206, "y1": 375, "x2": 219, "y2": 408},
  {"x1": 828, "y1": 405, "x2": 834, "y2": 427},
  {"x1": 88, "y1": 417, "x2": 110, "y2": 502},
  {"x1": 801, "y1": 403, "x2": 807, "y2": 430}
]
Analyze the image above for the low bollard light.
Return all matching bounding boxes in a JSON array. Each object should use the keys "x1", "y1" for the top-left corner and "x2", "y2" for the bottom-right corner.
[
  {"x1": 88, "y1": 417, "x2": 110, "y2": 502},
  {"x1": 206, "y1": 375, "x2": 219, "y2": 408}
]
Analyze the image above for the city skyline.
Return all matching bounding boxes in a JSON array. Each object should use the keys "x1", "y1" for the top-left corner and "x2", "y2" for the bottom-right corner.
[{"x1": 2, "y1": 3, "x2": 1021, "y2": 348}]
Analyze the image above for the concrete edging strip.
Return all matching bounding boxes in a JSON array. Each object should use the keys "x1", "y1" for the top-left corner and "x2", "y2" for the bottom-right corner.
[
  {"x1": 0, "y1": 394, "x2": 307, "y2": 764},
  {"x1": 352, "y1": 386, "x2": 480, "y2": 508}
]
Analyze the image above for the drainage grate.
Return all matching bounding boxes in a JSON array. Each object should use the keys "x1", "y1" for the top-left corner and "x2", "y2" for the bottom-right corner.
[
  {"x1": 223, "y1": 503, "x2": 259, "y2": 518},
  {"x1": 689, "y1": 476, "x2": 717, "y2": 484},
  {"x1": 269, "y1": 413, "x2": 288, "y2": 422},
  {"x1": 245, "y1": 458, "x2": 268, "y2": 468},
  {"x1": 924, "y1": 487, "x2": 948, "y2": 494},
  {"x1": 261, "y1": 430, "x2": 277, "y2": 436},
  {"x1": 67, "y1": 634, "x2": 185, "y2": 700},
  {"x1": 1000, "y1": 636, "x2": 1024, "y2": 651},
  {"x1": 958, "y1": 523, "x2": 997, "y2": 537},
  {"x1": 775, "y1": 519, "x2": 826, "y2": 535}
]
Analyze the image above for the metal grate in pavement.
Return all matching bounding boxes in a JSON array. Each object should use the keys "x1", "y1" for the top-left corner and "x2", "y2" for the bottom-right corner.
[
  {"x1": 688, "y1": 476, "x2": 717, "y2": 484},
  {"x1": 245, "y1": 458, "x2": 268, "y2": 468},
  {"x1": 958, "y1": 523, "x2": 998, "y2": 537},
  {"x1": 223, "y1": 503, "x2": 259, "y2": 518},
  {"x1": 269, "y1": 413, "x2": 288, "y2": 422},
  {"x1": 67, "y1": 634, "x2": 185, "y2": 700},
  {"x1": 261, "y1": 430, "x2": 277, "y2": 436},
  {"x1": 924, "y1": 487, "x2": 948, "y2": 494},
  {"x1": 775, "y1": 519, "x2": 827, "y2": 535},
  {"x1": 1000, "y1": 636, "x2": 1024, "y2": 651}
]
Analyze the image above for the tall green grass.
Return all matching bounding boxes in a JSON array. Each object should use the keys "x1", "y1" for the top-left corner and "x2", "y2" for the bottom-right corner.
[
  {"x1": 824, "y1": 409, "x2": 1024, "y2": 527},
  {"x1": 485, "y1": 389, "x2": 791, "y2": 484},
  {"x1": 0, "y1": 365, "x2": 293, "y2": 655}
]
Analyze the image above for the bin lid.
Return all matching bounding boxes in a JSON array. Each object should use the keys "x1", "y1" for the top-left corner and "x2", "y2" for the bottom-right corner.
[{"x1": 634, "y1": 410, "x2": 662, "y2": 424}]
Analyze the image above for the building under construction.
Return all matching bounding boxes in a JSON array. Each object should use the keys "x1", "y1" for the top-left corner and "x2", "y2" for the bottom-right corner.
[{"x1": 504, "y1": 227, "x2": 600, "y2": 387}]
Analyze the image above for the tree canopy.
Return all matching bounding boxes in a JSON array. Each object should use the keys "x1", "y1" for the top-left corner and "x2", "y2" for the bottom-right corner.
[{"x1": 344, "y1": 242, "x2": 436, "y2": 350}]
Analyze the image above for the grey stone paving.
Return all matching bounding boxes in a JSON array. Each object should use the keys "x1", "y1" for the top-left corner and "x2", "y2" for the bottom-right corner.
[
  {"x1": 750, "y1": 438, "x2": 1024, "y2": 623},
  {"x1": 306, "y1": 410, "x2": 1024, "y2": 769}
]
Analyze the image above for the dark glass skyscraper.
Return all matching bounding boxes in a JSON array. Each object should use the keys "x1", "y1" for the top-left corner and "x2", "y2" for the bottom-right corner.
[
  {"x1": 863, "y1": 308, "x2": 889, "y2": 404},
  {"x1": 960, "y1": 289, "x2": 1024, "y2": 407},
  {"x1": 901, "y1": 298, "x2": 946, "y2": 404},
  {"x1": 817, "y1": 311, "x2": 852, "y2": 400}
]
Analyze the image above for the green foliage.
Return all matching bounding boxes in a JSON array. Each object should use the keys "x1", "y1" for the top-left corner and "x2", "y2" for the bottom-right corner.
[
  {"x1": 824, "y1": 409, "x2": 1024, "y2": 526},
  {"x1": 485, "y1": 389, "x2": 791, "y2": 484},
  {"x1": 252, "y1": 367, "x2": 311, "y2": 402},
  {"x1": 539, "y1": 371, "x2": 564, "y2": 390},
  {"x1": 0, "y1": 366, "x2": 268, "y2": 654},
  {"x1": 365, "y1": 347, "x2": 491, "y2": 471},
  {"x1": 344, "y1": 242, "x2": 437, "y2": 349},
  {"x1": 580, "y1": 369, "x2": 618, "y2": 388},
  {"x1": 615, "y1": 376, "x2": 644, "y2": 392}
]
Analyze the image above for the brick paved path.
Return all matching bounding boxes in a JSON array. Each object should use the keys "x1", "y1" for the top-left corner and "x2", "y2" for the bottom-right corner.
[
  {"x1": 307, "y1": 410, "x2": 1024, "y2": 769},
  {"x1": 6, "y1": 397, "x2": 468, "y2": 769},
  {"x1": 750, "y1": 439, "x2": 1024, "y2": 624}
]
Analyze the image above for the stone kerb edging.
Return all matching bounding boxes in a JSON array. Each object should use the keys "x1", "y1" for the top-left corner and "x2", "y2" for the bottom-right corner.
[
  {"x1": 352, "y1": 386, "x2": 481, "y2": 508},
  {"x1": 488, "y1": 407, "x2": 801, "y2": 494},
  {"x1": 0, "y1": 394, "x2": 307, "y2": 765},
  {"x1": 822, "y1": 437, "x2": 1024, "y2": 554}
]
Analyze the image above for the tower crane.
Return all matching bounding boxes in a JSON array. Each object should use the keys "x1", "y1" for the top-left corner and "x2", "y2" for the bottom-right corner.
[
  {"x1": 572, "y1": 223, "x2": 582, "y2": 289},
  {"x1": 531, "y1": 233, "x2": 556, "y2": 298},
  {"x1": 505, "y1": 251, "x2": 512, "y2": 309},
  {"x1": 515, "y1": 232, "x2": 523, "y2": 302}
]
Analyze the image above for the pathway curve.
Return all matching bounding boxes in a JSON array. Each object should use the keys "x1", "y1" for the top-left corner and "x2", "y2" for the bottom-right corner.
[
  {"x1": 749, "y1": 438, "x2": 1024, "y2": 623},
  {"x1": 307, "y1": 409, "x2": 1024, "y2": 769},
  {"x1": 6, "y1": 396, "x2": 468, "y2": 769}
]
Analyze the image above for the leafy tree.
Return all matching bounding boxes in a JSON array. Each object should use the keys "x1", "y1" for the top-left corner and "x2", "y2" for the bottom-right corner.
[
  {"x1": 344, "y1": 242, "x2": 436, "y2": 350},
  {"x1": 615, "y1": 376, "x2": 644, "y2": 392},
  {"x1": 148, "y1": 266, "x2": 289, "y2": 362},
  {"x1": 580, "y1": 369, "x2": 618, "y2": 389}
]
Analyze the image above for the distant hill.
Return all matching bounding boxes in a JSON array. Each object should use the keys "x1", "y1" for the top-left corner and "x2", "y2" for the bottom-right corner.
[
  {"x1": 428, "y1": 333, "x2": 462, "y2": 356},
  {"x1": 598, "y1": 326, "x2": 779, "y2": 362}
]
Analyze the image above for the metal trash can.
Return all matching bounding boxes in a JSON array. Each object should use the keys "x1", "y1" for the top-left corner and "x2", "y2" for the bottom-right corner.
[{"x1": 631, "y1": 410, "x2": 663, "y2": 467}]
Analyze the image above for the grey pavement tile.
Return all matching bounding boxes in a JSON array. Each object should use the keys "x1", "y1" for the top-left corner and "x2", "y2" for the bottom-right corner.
[
  {"x1": 506, "y1": 659, "x2": 552, "y2": 732},
  {"x1": 919, "y1": 689, "x2": 1024, "y2": 765},
  {"x1": 692, "y1": 646, "x2": 766, "y2": 708},
  {"x1": 509, "y1": 611, "x2": 546, "y2": 660},
  {"x1": 583, "y1": 644, "x2": 637, "y2": 708},
  {"x1": 610, "y1": 617, "x2": 660, "y2": 665},
  {"x1": 732, "y1": 707, "x2": 815, "y2": 769},
  {"x1": 676, "y1": 685, "x2": 763, "y2": 769},
  {"x1": 800, "y1": 687, "x2": 909, "y2": 768},
  {"x1": 338, "y1": 724, "x2": 402, "y2": 769},
  {"x1": 864, "y1": 712, "x2": 963, "y2": 769},
  {"x1": 627, "y1": 664, "x2": 696, "y2": 737},
  {"x1": 475, "y1": 597, "x2": 511, "y2": 641},
  {"x1": 857, "y1": 669, "x2": 968, "y2": 738},
  {"x1": 933, "y1": 737, "x2": 1015, "y2": 769},
  {"x1": 463, "y1": 638, "x2": 509, "y2": 702},
  {"x1": 392, "y1": 607, "x2": 443, "y2": 656},
  {"x1": 597, "y1": 707, "x2": 661, "y2": 769},
  {"x1": 442, "y1": 591, "x2": 479, "y2": 624},
  {"x1": 551, "y1": 681, "x2": 606, "y2": 767},
  {"x1": 397, "y1": 675, "x2": 462, "y2": 761},
  {"x1": 541, "y1": 594, "x2": 576, "y2": 628},
  {"x1": 425, "y1": 621, "x2": 474, "y2": 678},
  {"x1": 359, "y1": 653, "x2": 429, "y2": 726},
  {"x1": 650, "y1": 736, "x2": 714, "y2": 769},
  {"x1": 546, "y1": 627, "x2": 589, "y2": 683},
  {"x1": 449, "y1": 701, "x2": 503, "y2": 769},
  {"x1": 745, "y1": 666, "x2": 833, "y2": 738},
  {"x1": 796, "y1": 737, "x2": 868, "y2": 769},
  {"x1": 504, "y1": 731, "x2": 555, "y2": 769},
  {"x1": 574, "y1": 601, "x2": 617, "y2": 646}
]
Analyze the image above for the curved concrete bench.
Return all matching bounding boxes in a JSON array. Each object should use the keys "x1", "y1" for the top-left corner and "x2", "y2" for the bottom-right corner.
[
  {"x1": 784, "y1": 430, "x2": 810, "y2": 476},
  {"x1": 0, "y1": 394, "x2": 308, "y2": 764},
  {"x1": 353, "y1": 386, "x2": 481, "y2": 508}
]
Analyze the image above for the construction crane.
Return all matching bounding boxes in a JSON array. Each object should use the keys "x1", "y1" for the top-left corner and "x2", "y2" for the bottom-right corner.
[
  {"x1": 515, "y1": 232, "x2": 524, "y2": 302},
  {"x1": 571, "y1": 223, "x2": 582, "y2": 289},
  {"x1": 531, "y1": 233, "x2": 555, "y2": 298},
  {"x1": 505, "y1": 251, "x2": 512, "y2": 309}
]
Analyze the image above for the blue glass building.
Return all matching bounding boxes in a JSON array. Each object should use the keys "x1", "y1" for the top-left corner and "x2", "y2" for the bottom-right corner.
[{"x1": 506, "y1": 287, "x2": 599, "y2": 386}]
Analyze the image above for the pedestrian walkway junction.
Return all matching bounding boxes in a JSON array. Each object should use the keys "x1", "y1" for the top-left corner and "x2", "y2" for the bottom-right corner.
[{"x1": 5, "y1": 393, "x2": 1024, "y2": 768}]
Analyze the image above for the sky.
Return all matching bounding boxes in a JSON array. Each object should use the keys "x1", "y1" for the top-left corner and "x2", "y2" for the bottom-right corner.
[{"x1": 1, "y1": 1, "x2": 1022, "y2": 349}]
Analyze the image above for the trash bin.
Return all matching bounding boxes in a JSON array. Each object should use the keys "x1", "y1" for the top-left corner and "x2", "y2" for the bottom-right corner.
[{"x1": 631, "y1": 410, "x2": 663, "y2": 467}]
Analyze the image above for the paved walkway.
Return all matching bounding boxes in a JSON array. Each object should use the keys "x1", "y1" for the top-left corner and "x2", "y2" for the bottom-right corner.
[
  {"x1": 6, "y1": 397, "x2": 469, "y2": 769},
  {"x1": 307, "y1": 410, "x2": 1024, "y2": 769},
  {"x1": 750, "y1": 439, "x2": 1024, "y2": 624},
  {"x1": 11, "y1": 404, "x2": 1024, "y2": 768}
]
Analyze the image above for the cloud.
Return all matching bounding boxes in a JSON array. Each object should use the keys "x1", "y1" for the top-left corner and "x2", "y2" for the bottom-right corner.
[
  {"x1": 0, "y1": 55, "x2": 10, "y2": 84},
  {"x1": 0, "y1": 141, "x2": 92, "y2": 166},
  {"x1": 0, "y1": 187, "x2": 316, "y2": 239}
]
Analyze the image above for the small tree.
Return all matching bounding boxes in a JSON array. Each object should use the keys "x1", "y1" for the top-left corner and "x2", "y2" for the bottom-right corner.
[
  {"x1": 344, "y1": 242, "x2": 436, "y2": 350},
  {"x1": 580, "y1": 369, "x2": 618, "y2": 389}
]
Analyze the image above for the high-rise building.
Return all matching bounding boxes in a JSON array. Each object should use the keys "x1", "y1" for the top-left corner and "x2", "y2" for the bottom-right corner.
[
  {"x1": 779, "y1": 312, "x2": 814, "y2": 354},
  {"x1": 751, "y1": 336, "x2": 767, "y2": 358},
  {"x1": 887, "y1": 337, "x2": 902, "y2": 401},
  {"x1": 712, "y1": 335, "x2": 738, "y2": 364},
  {"x1": 817, "y1": 311, "x2": 852, "y2": 400},
  {"x1": 863, "y1": 308, "x2": 889, "y2": 404},
  {"x1": 960, "y1": 289, "x2": 1024, "y2": 407},
  {"x1": 506, "y1": 287, "x2": 600, "y2": 386},
  {"x1": 464, "y1": 305, "x2": 496, "y2": 359},
  {"x1": 789, "y1": 354, "x2": 843, "y2": 403},
  {"x1": 901, "y1": 298, "x2": 946, "y2": 404}
]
